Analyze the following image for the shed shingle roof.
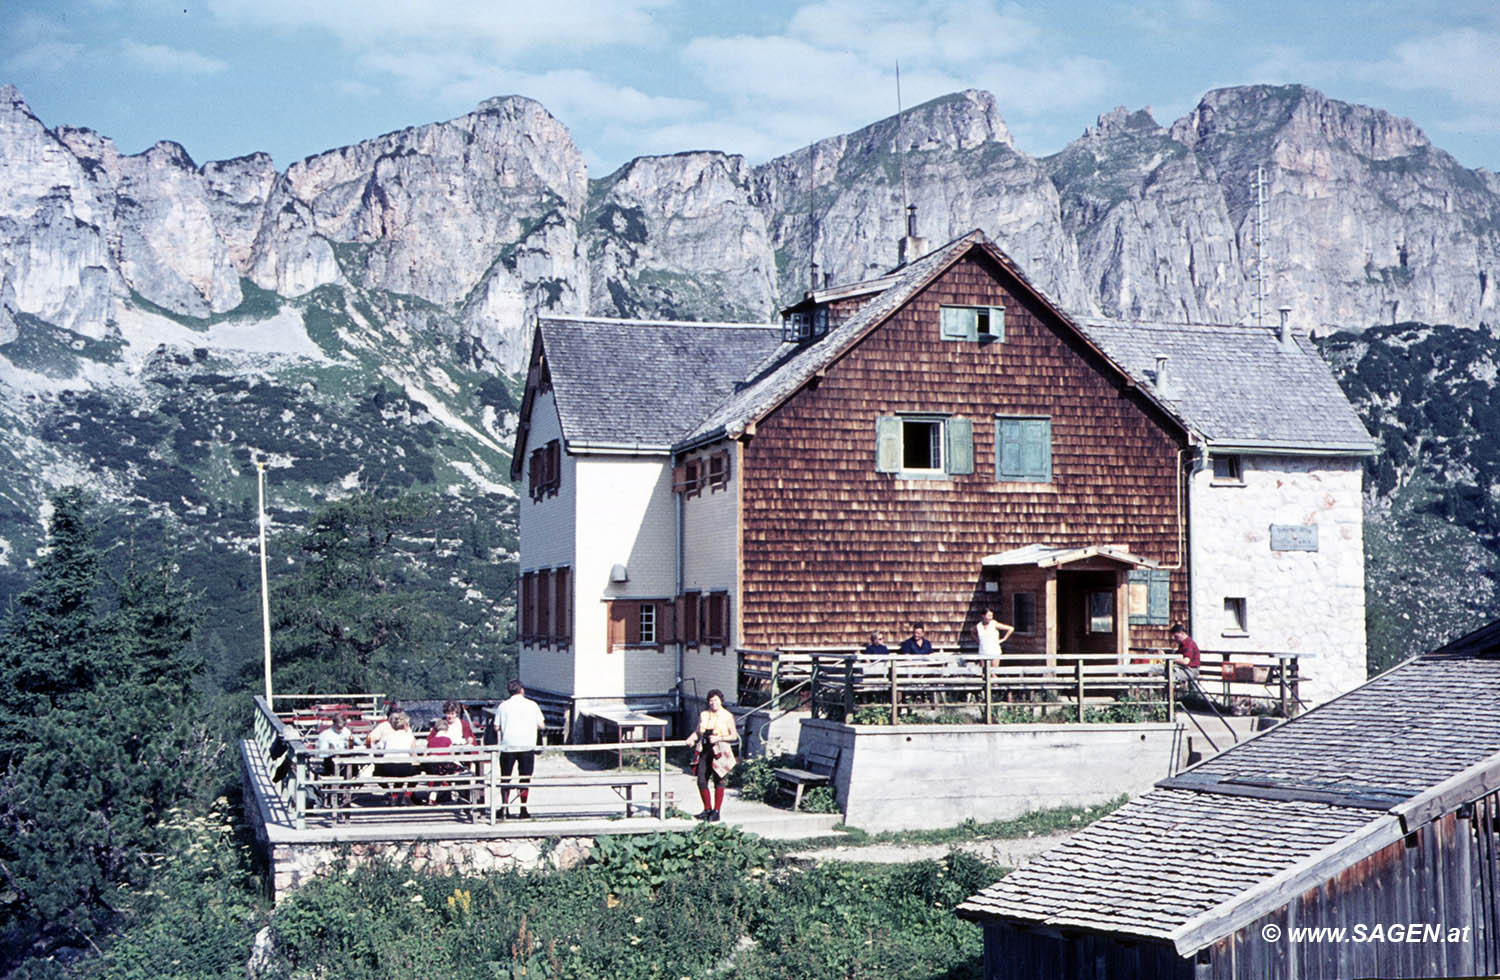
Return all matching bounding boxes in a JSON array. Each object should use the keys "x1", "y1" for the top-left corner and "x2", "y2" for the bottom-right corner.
[
  {"x1": 1073, "y1": 318, "x2": 1375, "y2": 452},
  {"x1": 540, "y1": 316, "x2": 780, "y2": 449},
  {"x1": 957, "y1": 645, "x2": 1500, "y2": 952}
]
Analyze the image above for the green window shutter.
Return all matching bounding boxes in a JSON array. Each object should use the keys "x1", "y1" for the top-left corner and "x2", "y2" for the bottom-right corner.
[
  {"x1": 1148, "y1": 569, "x2": 1171, "y2": 625},
  {"x1": 940, "y1": 306, "x2": 971, "y2": 341},
  {"x1": 1020, "y1": 419, "x2": 1051, "y2": 481},
  {"x1": 875, "y1": 416, "x2": 902, "y2": 473},
  {"x1": 997, "y1": 417, "x2": 1051, "y2": 481},
  {"x1": 997, "y1": 419, "x2": 1022, "y2": 480},
  {"x1": 989, "y1": 306, "x2": 1006, "y2": 342},
  {"x1": 947, "y1": 417, "x2": 974, "y2": 475}
]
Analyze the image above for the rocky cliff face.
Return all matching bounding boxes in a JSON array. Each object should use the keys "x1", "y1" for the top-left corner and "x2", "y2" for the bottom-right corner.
[{"x1": 2, "y1": 80, "x2": 1499, "y2": 675}]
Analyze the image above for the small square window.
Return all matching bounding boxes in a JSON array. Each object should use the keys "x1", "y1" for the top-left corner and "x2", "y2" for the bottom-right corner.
[
  {"x1": 940, "y1": 305, "x2": 1005, "y2": 343},
  {"x1": 639, "y1": 603, "x2": 656, "y2": 644},
  {"x1": 1212, "y1": 455, "x2": 1244, "y2": 484},
  {"x1": 1223, "y1": 597, "x2": 1247, "y2": 635},
  {"x1": 1012, "y1": 593, "x2": 1037, "y2": 635}
]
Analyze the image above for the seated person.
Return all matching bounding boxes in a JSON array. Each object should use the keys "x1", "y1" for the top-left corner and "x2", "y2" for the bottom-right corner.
[
  {"x1": 423, "y1": 720, "x2": 463, "y2": 805},
  {"x1": 373, "y1": 711, "x2": 419, "y2": 804},
  {"x1": 441, "y1": 700, "x2": 475, "y2": 745},
  {"x1": 898, "y1": 623, "x2": 933, "y2": 656},
  {"x1": 862, "y1": 631, "x2": 890, "y2": 656}
]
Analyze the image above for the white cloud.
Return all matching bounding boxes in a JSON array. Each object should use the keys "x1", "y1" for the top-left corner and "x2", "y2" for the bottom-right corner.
[
  {"x1": 119, "y1": 40, "x2": 228, "y2": 75},
  {"x1": 1385, "y1": 28, "x2": 1500, "y2": 107},
  {"x1": 6, "y1": 40, "x2": 85, "y2": 74},
  {"x1": 203, "y1": 0, "x2": 668, "y2": 53},
  {"x1": 676, "y1": 1, "x2": 1116, "y2": 162}
]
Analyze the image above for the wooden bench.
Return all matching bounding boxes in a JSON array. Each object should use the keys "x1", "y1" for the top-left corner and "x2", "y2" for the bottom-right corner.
[
  {"x1": 496, "y1": 776, "x2": 654, "y2": 816},
  {"x1": 774, "y1": 746, "x2": 841, "y2": 811}
]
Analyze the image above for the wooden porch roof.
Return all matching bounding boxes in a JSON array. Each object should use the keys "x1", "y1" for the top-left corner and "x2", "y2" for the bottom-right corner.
[{"x1": 980, "y1": 544, "x2": 1161, "y2": 568}]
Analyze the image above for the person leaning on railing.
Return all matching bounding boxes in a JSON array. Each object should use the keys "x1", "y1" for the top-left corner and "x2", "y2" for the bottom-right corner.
[{"x1": 688, "y1": 689, "x2": 738, "y2": 822}]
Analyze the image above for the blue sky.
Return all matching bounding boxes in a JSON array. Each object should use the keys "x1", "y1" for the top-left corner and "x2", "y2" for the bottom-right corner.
[{"x1": 5, "y1": 0, "x2": 1499, "y2": 174}]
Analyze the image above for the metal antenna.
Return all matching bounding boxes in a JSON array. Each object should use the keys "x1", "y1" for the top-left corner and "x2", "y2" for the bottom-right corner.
[
  {"x1": 896, "y1": 60, "x2": 909, "y2": 217},
  {"x1": 1250, "y1": 165, "x2": 1268, "y2": 326}
]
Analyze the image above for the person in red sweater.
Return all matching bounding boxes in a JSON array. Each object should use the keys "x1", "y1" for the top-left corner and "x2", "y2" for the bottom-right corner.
[{"x1": 1170, "y1": 623, "x2": 1201, "y2": 679}]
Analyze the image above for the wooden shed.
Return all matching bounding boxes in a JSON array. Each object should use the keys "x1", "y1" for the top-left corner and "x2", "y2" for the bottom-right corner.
[{"x1": 957, "y1": 619, "x2": 1500, "y2": 979}]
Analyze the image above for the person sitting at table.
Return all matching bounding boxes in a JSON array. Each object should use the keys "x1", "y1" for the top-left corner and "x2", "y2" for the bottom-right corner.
[
  {"x1": 373, "y1": 710, "x2": 419, "y2": 805},
  {"x1": 313, "y1": 712, "x2": 353, "y2": 811},
  {"x1": 441, "y1": 700, "x2": 474, "y2": 745},
  {"x1": 365, "y1": 701, "x2": 400, "y2": 748},
  {"x1": 862, "y1": 630, "x2": 890, "y2": 656},
  {"x1": 898, "y1": 623, "x2": 934, "y2": 656},
  {"x1": 688, "y1": 690, "x2": 739, "y2": 822},
  {"x1": 423, "y1": 719, "x2": 462, "y2": 805}
]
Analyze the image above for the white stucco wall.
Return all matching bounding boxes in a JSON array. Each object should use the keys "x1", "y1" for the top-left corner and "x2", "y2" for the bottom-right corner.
[
  {"x1": 574, "y1": 455, "x2": 679, "y2": 699},
  {"x1": 517, "y1": 389, "x2": 575, "y2": 697},
  {"x1": 1188, "y1": 454, "x2": 1367, "y2": 704},
  {"x1": 679, "y1": 441, "x2": 741, "y2": 700}
]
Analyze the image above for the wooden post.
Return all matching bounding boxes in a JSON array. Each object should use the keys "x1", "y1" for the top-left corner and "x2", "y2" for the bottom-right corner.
[
  {"x1": 657, "y1": 744, "x2": 667, "y2": 820},
  {"x1": 487, "y1": 747, "x2": 498, "y2": 824},
  {"x1": 842, "y1": 655, "x2": 856, "y2": 721},
  {"x1": 1166, "y1": 661, "x2": 1175, "y2": 724},
  {"x1": 1278, "y1": 657, "x2": 1288, "y2": 718},
  {"x1": 294, "y1": 754, "x2": 307, "y2": 831},
  {"x1": 890, "y1": 660, "x2": 900, "y2": 725},
  {"x1": 810, "y1": 658, "x2": 822, "y2": 721},
  {"x1": 1075, "y1": 660, "x2": 1085, "y2": 723},
  {"x1": 770, "y1": 651, "x2": 781, "y2": 707},
  {"x1": 983, "y1": 658, "x2": 993, "y2": 724}
]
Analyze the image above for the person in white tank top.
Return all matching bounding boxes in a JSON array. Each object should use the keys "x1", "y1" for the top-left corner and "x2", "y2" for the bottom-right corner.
[{"x1": 975, "y1": 608, "x2": 1014, "y2": 659}]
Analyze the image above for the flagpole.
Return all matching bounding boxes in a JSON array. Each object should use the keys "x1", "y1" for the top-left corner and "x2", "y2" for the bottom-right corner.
[{"x1": 257, "y1": 458, "x2": 273, "y2": 704}]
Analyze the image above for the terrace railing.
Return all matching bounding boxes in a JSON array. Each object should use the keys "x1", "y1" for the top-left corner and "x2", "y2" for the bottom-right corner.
[
  {"x1": 739, "y1": 649, "x2": 1174, "y2": 725},
  {"x1": 253, "y1": 696, "x2": 678, "y2": 831}
]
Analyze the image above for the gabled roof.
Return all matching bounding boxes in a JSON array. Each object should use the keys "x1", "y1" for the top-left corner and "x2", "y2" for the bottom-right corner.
[
  {"x1": 536, "y1": 315, "x2": 780, "y2": 451},
  {"x1": 980, "y1": 544, "x2": 1159, "y2": 568},
  {"x1": 1074, "y1": 318, "x2": 1376, "y2": 454},
  {"x1": 956, "y1": 635, "x2": 1500, "y2": 954},
  {"x1": 680, "y1": 230, "x2": 1068, "y2": 448}
]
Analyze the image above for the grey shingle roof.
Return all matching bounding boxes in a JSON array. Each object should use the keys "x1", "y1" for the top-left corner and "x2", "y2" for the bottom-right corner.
[
  {"x1": 540, "y1": 316, "x2": 780, "y2": 449},
  {"x1": 956, "y1": 788, "x2": 1380, "y2": 940},
  {"x1": 1073, "y1": 319, "x2": 1375, "y2": 452},
  {"x1": 957, "y1": 645, "x2": 1500, "y2": 950},
  {"x1": 1183, "y1": 653, "x2": 1500, "y2": 800}
]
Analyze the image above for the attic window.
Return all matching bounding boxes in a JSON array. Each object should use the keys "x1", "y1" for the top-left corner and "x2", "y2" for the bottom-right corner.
[
  {"x1": 529, "y1": 440, "x2": 561, "y2": 500},
  {"x1": 940, "y1": 305, "x2": 1004, "y2": 343},
  {"x1": 1211, "y1": 455, "x2": 1244, "y2": 485},
  {"x1": 783, "y1": 307, "x2": 829, "y2": 342}
]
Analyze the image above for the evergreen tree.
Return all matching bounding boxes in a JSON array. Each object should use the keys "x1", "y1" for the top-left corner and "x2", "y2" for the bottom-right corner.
[
  {"x1": 272, "y1": 491, "x2": 441, "y2": 693},
  {"x1": 0, "y1": 490, "x2": 205, "y2": 968}
]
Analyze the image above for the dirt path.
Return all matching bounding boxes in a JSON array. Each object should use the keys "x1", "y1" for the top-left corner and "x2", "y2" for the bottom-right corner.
[{"x1": 792, "y1": 831, "x2": 1074, "y2": 868}]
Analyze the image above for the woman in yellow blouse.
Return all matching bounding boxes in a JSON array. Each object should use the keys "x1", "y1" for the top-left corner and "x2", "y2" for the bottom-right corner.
[{"x1": 688, "y1": 689, "x2": 739, "y2": 821}]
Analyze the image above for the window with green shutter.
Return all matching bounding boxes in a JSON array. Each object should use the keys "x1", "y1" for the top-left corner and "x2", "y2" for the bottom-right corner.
[
  {"x1": 1128, "y1": 568, "x2": 1171, "y2": 626},
  {"x1": 940, "y1": 305, "x2": 1004, "y2": 343},
  {"x1": 995, "y1": 416, "x2": 1052, "y2": 482},
  {"x1": 874, "y1": 414, "x2": 972, "y2": 478}
]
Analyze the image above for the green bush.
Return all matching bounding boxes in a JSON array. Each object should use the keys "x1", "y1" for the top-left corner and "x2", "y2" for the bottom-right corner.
[
  {"x1": 589, "y1": 825, "x2": 771, "y2": 897},
  {"x1": 729, "y1": 754, "x2": 791, "y2": 802},
  {"x1": 799, "y1": 785, "x2": 840, "y2": 813}
]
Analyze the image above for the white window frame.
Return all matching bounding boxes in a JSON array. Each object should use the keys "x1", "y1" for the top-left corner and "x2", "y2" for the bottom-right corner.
[
  {"x1": 639, "y1": 602, "x2": 656, "y2": 645},
  {"x1": 1222, "y1": 597, "x2": 1248, "y2": 637}
]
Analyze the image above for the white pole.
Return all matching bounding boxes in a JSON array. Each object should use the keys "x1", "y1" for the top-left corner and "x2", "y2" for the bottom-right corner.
[{"x1": 258, "y1": 459, "x2": 273, "y2": 703}]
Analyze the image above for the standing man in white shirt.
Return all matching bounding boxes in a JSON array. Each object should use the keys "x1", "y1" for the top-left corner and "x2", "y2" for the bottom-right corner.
[{"x1": 495, "y1": 679, "x2": 546, "y2": 819}]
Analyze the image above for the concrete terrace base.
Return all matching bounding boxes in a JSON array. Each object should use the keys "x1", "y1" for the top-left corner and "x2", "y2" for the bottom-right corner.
[{"x1": 796, "y1": 718, "x2": 1189, "y2": 832}]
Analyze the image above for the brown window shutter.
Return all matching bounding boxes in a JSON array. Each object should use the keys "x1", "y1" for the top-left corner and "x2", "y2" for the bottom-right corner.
[
  {"x1": 554, "y1": 567, "x2": 570, "y2": 643},
  {"x1": 536, "y1": 569, "x2": 551, "y2": 643},
  {"x1": 608, "y1": 601, "x2": 628, "y2": 649},
  {"x1": 707, "y1": 592, "x2": 727, "y2": 647},
  {"x1": 672, "y1": 465, "x2": 687, "y2": 492},
  {"x1": 546, "y1": 440, "x2": 561, "y2": 495},
  {"x1": 624, "y1": 602, "x2": 641, "y2": 646},
  {"x1": 658, "y1": 599, "x2": 677, "y2": 646},
  {"x1": 519, "y1": 573, "x2": 534, "y2": 642},
  {"x1": 681, "y1": 592, "x2": 700, "y2": 646}
]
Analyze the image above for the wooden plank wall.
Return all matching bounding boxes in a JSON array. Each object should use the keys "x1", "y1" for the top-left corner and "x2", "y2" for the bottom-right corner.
[
  {"x1": 1208, "y1": 801, "x2": 1495, "y2": 979},
  {"x1": 982, "y1": 922, "x2": 1194, "y2": 980},
  {"x1": 740, "y1": 250, "x2": 1187, "y2": 651}
]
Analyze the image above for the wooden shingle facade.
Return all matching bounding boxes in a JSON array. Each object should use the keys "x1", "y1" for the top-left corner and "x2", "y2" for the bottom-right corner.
[{"x1": 737, "y1": 248, "x2": 1186, "y2": 651}]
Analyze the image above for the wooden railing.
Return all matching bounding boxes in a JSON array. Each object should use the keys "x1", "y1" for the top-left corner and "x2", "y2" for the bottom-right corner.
[
  {"x1": 252, "y1": 695, "x2": 679, "y2": 830},
  {"x1": 738, "y1": 649, "x2": 1173, "y2": 725}
]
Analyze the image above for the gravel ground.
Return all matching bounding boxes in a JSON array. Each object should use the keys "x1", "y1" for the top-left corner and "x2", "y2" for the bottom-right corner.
[{"x1": 791, "y1": 831, "x2": 1075, "y2": 868}]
